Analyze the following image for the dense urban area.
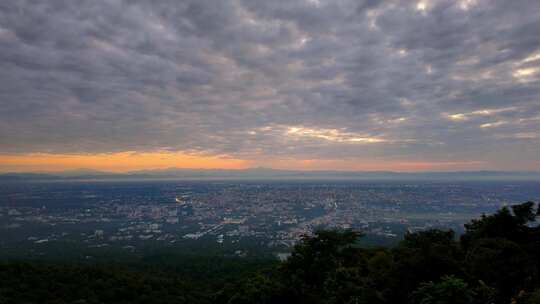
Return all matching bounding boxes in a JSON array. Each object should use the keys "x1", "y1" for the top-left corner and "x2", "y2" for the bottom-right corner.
[{"x1": 1, "y1": 180, "x2": 539, "y2": 259}]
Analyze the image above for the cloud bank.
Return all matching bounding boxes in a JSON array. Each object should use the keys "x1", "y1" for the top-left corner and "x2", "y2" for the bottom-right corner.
[{"x1": 0, "y1": 0, "x2": 539, "y2": 170}]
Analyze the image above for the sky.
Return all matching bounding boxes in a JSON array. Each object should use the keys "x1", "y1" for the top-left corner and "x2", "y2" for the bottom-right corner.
[{"x1": 0, "y1": 0, "x2": 539, "y2": 172}]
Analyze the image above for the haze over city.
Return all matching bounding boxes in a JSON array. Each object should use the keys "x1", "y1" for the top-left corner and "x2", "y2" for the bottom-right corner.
[{"x1": 1, "y1": 0, "x2": 540, "y2": 172}]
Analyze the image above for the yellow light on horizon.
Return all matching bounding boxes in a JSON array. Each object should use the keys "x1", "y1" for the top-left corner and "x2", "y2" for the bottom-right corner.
[
  {"x1": 0, "y1": 151, "x2": 250, "y2": 173},
  {"x1": 0, "y1": 152, "x2": 503, "y2": 173}
]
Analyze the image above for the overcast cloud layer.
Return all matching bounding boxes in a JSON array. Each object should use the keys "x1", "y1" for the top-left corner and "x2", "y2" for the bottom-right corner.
[{"x1": 1, "y1": 0, "x2": 539, "y2": 169}]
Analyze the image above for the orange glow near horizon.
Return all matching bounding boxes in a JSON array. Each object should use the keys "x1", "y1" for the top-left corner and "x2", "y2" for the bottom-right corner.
[
  {"x1": 257, "y1": 158, "x2": 488, "y2": 172},
  {"x1": 0, "y1": 151, "x2": 251, "y2": 172},
  {"x1": 0, "y1": 151, "x2": 492, "y2": 173}
]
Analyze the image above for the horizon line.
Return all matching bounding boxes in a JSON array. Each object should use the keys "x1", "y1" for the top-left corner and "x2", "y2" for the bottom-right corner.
[{"x1": 2, "y1": 167, "x2": 540, "y2": 175}]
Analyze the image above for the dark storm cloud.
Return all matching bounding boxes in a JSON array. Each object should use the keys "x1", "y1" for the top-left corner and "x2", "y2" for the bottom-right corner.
[{"x1": 0, "y1": 0, "x2": 539, "y2": 167}]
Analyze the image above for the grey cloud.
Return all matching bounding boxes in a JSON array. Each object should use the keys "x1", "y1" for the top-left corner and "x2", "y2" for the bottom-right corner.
[{"x1": 0, "y1": 0, "x2": 539, "y2": 169}]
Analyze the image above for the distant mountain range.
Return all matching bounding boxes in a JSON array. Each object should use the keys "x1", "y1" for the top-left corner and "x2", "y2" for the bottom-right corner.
[{"x1": 1, "y1": 168, "x2": 540, "y2": 181}]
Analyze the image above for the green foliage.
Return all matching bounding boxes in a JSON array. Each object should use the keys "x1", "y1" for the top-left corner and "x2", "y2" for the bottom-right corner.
[
  {"x1": 526, "y1": 288, "x2": 540, "y2": 304},
  {"x1": 472, "y1": 280, "x2": 497, "y2": 304},
  {"x1": 282, "y1": 229, "x2": 363, "y2": 283},
  {"x1": 512, "y1": 202, "x2": 538, "y2": 224},
  {"x1": 461, "y1": 206, "x2": 519, "y2": 248},
  {"x1": 218, "y1": 273, "x2": 283, "y2": 304},
  {"x1": 386, "y1": 229, "x2": 464, "y2": 302},
  {"x1": 0, "y1": 262, "x2": 209, "y2": 304},
  {"x1": 322, "y1": 266, "x2": 382, "y2": 304},
  {"x1": 279, "y1": 229, "x2": 364, "y2": 303},
  {"x1": 461, "y1": 202, "x2": 539, "y2": 249},
  {"x1": 466, "y1": 238, "x2": 533, "y2": 302},
  {"x1": 411, "y1": 275, "x2": 474, "y2": 304},
  {"x1": 401, "y1": 229, "x2": 456, "y2": 249}
]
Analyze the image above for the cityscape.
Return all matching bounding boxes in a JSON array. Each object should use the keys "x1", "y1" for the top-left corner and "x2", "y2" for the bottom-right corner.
[{"x1": 2, "y1": 180, "x2": 539, "y2": 258}]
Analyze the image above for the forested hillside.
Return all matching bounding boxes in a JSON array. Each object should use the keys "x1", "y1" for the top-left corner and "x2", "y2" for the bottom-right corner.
[{"x1": 1, "y1": 202, "x2": 539, "y2": 304}]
